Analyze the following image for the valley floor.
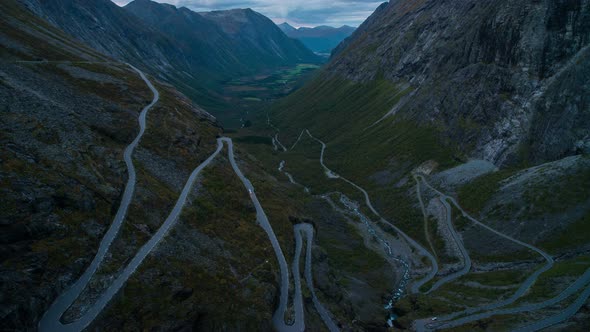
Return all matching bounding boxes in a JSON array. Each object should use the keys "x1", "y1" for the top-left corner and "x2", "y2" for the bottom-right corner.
[{"x1": 232, "y1": 115, "x2": 590, "y2": 331}]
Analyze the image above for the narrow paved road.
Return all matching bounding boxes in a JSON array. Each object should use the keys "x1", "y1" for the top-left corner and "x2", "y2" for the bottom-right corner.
[
  {"x1": 514, "y1": 270, "x2": 590, "y2": 331},
  {"x1": 265, "y1": 120, "x2": 339, "y2": 331},
  {"x1": 305, "y1": 130, "x2": 339, "y2": 179},
  {"x1": 223, "y1": 137, "x2": 304, "y2": 332},
  {"x1": 294, "y1": 224, "x2": 340, "y2": 332},
  {"x1": 305, "y1": 131, "x2": 439, "y2": 293},
  {"x1": 265, "y1": 121, "x2": 589, "y2": 331},
  {"x1": 415, "y1": 175, "x2": 438, "y2": 261},
  {"x1": 39, "y1": 132, "x2": 307, "y2": 331},
  {"x1": 39, "y1": 72, "x2": 312, "y2": 332},
  {"x1": 424, "y1": 197, "x2": 472, "y2": 294},
  {"x1": 414, "y1": 175, "x2": 555, "y2": 331},
  {"x1": 39, "y1": 64, "x2": 159, "y2": 332},
  {"x1": 431, "y1": 268, "x2": 590, "y2": 331},
  {"x1": 413, "y1": 174, "x2": 471, "y2": 293},
  {"x1": 54, "y1": 140, "x2": 223, "y2": 332}
]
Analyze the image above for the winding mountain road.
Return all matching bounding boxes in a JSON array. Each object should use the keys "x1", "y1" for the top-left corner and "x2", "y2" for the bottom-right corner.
[
  {"x1": 413, "y1": 174, "x2": 471, "y2": 293},
  {"x1": 294, "y1": 224, "x2": 340, "y2": 332},
  {"x1": 433, "y1": 268, "x2": 590, "y2": 331},
  {"x1": 423, "y1": 197, "x2": 472, "y2": 294},
  {"x1": 223, "y1": 137, "x2": 305, "y2": 332},
  {"x1": 304, "y1": 130, "x2": 439, "y2": 293},
  {"x1": 514, "y1": 271, "x2": 590, "y2": 331},
  {"x1": 415, "y1": 176, "x2": 438, "y2": 261},
  {"x1": 38, "y1": 64, "x2": 160, "y2": 332},
  {"x1": 40, "y1": 134, "x2": 298, "y2": 332},
  {"x1": 414, "y1": 175, "x2": 555, "y2": 331},
  {"x1": 39, "y1": 70, "x2": 317, "y2": 332},
  {"x1": 265, "y1": 120, "x2": 590, "y2": 331}
]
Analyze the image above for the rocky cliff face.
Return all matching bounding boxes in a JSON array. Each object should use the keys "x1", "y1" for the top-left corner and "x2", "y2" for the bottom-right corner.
[{"x1": 326, "y1": 0, "x2": 590, "y2": 165}]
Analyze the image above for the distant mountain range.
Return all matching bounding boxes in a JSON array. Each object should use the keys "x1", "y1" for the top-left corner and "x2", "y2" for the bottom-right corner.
[
  {"x1": 21, "y1": 0, "x2": 322, "y2": 115},
  {"x1": 278, "y1": 22, "x2": 356, "y2": 55}
]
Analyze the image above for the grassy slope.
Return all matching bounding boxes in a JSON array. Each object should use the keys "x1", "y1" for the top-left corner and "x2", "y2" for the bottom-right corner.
[
  {"x1": 1, "y1": 1, "x2": 229, "y2": 328},
  {"x1": 251, "y1": 66, "x2": 590, "y2": 328},
  {"x1": 94, "y1": 156, "x2": 278, "y2": 330},
  {"x1": 231, "y1": 134, "x2": 402, "y2": 328},
  {"x1": 1, "y1": 0, "x2": 144, "y2": 278},
  {"x1": 260, "y1": 73, "x2": 460, "y2": 249},
  {"x1": 79, "y1": 81, "x2": 221, "y2": 280}
]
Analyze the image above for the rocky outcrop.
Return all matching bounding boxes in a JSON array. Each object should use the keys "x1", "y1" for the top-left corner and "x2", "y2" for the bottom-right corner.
[{"x1": 327, "y1": 0, "x2": 590, "y2": 166}]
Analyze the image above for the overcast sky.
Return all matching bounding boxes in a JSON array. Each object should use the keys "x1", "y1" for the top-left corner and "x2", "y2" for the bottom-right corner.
[{"x1": 113, "y1": 0, "x2": 384, "y2": 27}]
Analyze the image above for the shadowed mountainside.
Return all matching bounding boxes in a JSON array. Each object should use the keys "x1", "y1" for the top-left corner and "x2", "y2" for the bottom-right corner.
[
  {"x1": 20, "y1": 0, "x2": 322, "y2": 118},
  {"x1": 261, "y1": 1, "x2": 590, "y2": 329},
  {"x1": 278, "y1": 22, "x2": 356, "y2": 54},
  {"x1": 1, "y1": 1, "x2": 288, "y2": 329}
]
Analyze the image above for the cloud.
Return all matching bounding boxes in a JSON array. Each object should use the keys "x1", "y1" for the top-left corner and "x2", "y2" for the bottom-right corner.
[{"x1": 112, "y1": 0, "x2": 384, "y2": 27}]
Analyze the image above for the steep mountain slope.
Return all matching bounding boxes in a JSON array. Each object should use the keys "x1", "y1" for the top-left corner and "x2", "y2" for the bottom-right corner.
[
  {"x1": 124, "y1": 0, "x2": 320, "y2": 75},
  {"x1": 263, "y1": 0, "x2": 590, "y2": 329},
  {"x1": 273, "y1": 0, "x2": 589, "y2": 172},
  {"x1": 20, "y1": 0, "x2": 178, "y2": 74},
  {"x1": 278, "y1": 22, "x2": 297, "y2": 34},
  {"x1": 279, "y1": 23, "x2": 356, "y2": 54},
  {"x1": 1, "y1": 1, "x2": 295, "y2": 330},
  {"x1": 19, "y1": 0, "x2": 321, "y2": 119},
  {"x1": 197, "y1": 8, "x2": 321, "y2": 67},
  {"x1": 330, "y1": 0, "x2": 589, "y2": 165},
  {"x1": 19, "y1": 0, "x2": 222, "y2": 110}
]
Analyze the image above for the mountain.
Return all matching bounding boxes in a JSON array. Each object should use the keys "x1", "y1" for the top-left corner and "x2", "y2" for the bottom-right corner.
[
  {"x1": 125, "y1": 1, "x2": 320, "y2": 73},
  {"x1": 19, "y1": 0, "x2": 221, "y2": 111},
  {"x1": 198, "y1": 9, "x2": 318, "y2": 65},
  {"x1": 20, "y1": 0, "x2": 177, "y2": 73},
  {"x1": 5, "y1": 0, "x2": 590, "y2": 330},
  {"x1": 264, "y1": 1, "x2": 590, "y2": 329},
  {"x1": 2, "y1": 1, "x2": 403, "y2": 330},
  {"x1": 278, "y1": 23, "x2": 356, "y2": 54},
  {"x1": 19, "y1": 0, "x2": 322, "y2": 118},
  {"x1": 122, "y1": 0, "x2": 241, "y2": 78},
  {"x1": 274, "y1": 0, "x2": 589, "y2": 168},
  {"x1": 1, "y1": 0, "x2": 294, "y2": 330},
  {"x1": 278, "y1": 22, "x2": 297, "y2": 34}
]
